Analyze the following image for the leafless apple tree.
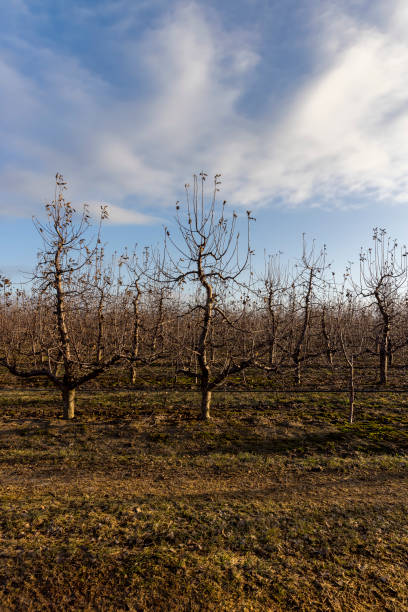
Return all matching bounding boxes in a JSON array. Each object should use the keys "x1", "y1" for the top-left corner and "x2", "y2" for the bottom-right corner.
[
  {"x1": 159, "y1": 173, "x2": 257, "y2": 419},
  {"x1": 357, "y1": 228, "x2": 407, "y2": 385},
  {"x1": 0, "y1": 175, "x2": 126, "y2": 418}
]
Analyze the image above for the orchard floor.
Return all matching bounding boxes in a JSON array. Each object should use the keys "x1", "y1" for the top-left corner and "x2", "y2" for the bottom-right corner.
[{"x1": 0, "y1": 390, "x2": 407, "y2": 611}]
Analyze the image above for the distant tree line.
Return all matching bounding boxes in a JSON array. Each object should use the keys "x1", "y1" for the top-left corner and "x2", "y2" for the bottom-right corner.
[{"x1": 1, "y1": 173, "x2": 408, "y2": 422}]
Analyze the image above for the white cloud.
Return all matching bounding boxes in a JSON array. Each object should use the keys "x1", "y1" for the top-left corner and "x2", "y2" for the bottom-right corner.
[
  {"x1": 2, "y1": 0, "x2": 408, "y2": 219},
  {"x1": 218, "y1": 0, "x2": 408, "y2": 208}
]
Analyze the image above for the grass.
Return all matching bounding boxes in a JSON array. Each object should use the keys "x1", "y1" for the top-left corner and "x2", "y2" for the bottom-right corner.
[{"x1": 0, "y1": 390, "x2": 407, "y2": 610}]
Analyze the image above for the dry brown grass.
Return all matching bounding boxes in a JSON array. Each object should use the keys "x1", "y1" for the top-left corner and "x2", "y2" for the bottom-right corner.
[{"x1": 0, "y1": 390, "x2": 407, "y2": 610}]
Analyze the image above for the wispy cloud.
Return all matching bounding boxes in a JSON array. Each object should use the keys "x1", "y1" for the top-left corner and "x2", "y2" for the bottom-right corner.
[{"x1": 1, "y1": 0, "x2": 408, "y2": 220}]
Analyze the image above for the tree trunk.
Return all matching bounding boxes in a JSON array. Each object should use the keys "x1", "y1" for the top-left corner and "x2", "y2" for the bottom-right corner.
[
  {"x1": 200, "y1": 388, "x2": 212, "y2": 420},
  {"x1": 321, "y1": 308, "x2": 333, "y2": 366},
  {"x1": 62, "y1": 387, "x2": 75, "y2": 419},
  {"x1": 378, "y1": 313, "x2": 390, "y2": 385},
  {"x1": 130, "y1": 364, "x2": 137, "y2": 386},
  {"x1": 294, "y1": 359, "x2": 301, "y2": 385},
  {"x1": 268, "y1": 338, "x2": 275, "y2": 368},
  {"x1": 388, "y1": 339, "x2": 393, "y2": 367},
  {"x1": 379, "y1": 340, "x2": 388, "y2": 385},
  {"x1": 349, "y1": 357, "x2": 355, "y2": 424}
]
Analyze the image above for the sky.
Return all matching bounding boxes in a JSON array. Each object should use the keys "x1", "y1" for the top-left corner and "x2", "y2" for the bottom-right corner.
[{"x1": 2, "y1": 0, "x2": 408, "y2": 280}]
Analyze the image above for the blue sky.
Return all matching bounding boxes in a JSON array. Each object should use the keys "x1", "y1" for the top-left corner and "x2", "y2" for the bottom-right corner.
[{"x1": 2, "y1": 0, "x2": 408, "y2": 280}]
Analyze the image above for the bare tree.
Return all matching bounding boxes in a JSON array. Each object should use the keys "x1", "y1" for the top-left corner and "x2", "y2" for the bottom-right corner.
[
  {"x1": 261, "y1": 253, "x2": 289, "y2": 371},
  {"x1": 0, "y1": 175, "x2": 125, "y2": 418},
  {"x1": 161, "y1": 173, "x2": 255, "y2": 419},
  {"x1": 357, "y1": 228, "x2": 407, "y2": 385},
  {"x1": 335, "y1": 272, "x2": 367, "y2": 423},
  {"x1": 121, "y1": 247, "x2": 149, "y2": 385},
  {"x1": 286, "y1": 239, "x2": 329, "y2": 385}
]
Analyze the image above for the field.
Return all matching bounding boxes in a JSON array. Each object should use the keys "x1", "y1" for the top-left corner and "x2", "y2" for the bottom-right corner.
[{"x1": 0, "y1": 389, "x2": 407, "y2": 611}]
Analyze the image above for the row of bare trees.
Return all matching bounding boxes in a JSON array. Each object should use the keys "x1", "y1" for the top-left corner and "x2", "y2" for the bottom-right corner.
[{"x1": 1, "y1": 175, "x2": 408, "y2": 422}]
